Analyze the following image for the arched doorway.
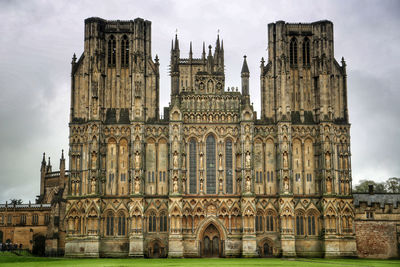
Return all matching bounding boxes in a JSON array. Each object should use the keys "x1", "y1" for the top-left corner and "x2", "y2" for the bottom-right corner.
[
  {"x1": 259, "y1": 239, "x2": 274, "y2": 257},
  {"x1": 148, "y1": 240, "x2": 165, "y2": 258},
  {"x1": 201, "y1": 224, "x2": 221, "y2": 257}
]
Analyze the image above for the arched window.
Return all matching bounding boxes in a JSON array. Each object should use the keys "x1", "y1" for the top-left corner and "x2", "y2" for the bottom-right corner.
[
  {"x1": 302, "y1": 37, "x2": 310, "y2": 66},
  {"x1": 108, "y1": 35, "x2": 116, "y2": 67},
  {"x1": 307, "y1": 215, "x2": 316, "y2": 235},
  {"x1": 106, "y1": 212, "x2": 114, "y2": 236},
  {"x1": 296, "y1": 213, "x2": 305, "y2": 235},
  {"x1": 206, "y1": 135, "x2": 216, "y2": 194},
  {"x1": 225, "y1": 139, "x2": 233, "y2": 193},
  {"x1": 159, "y1": 212, "x2": 168, "y2": 232},
  {"x1": 117, "y1": 213, "x2": 126, "y2": 236},
  {"x1": 290, "y1": 37, "x2": 298, "y2": 66},
  {"x1": 266, "y1": 212, "x2": 275, "y2": 231},
  {"x1": 189, "y1": 139, "x2": 197, "y2": 194},
  {"x1": 148, "y1": 212, "x2": 156, "y2": 232},
  {"x1": 256, "y1": 213, "x2": 263, "y2": 232},
  {"x1": 121, "y1": 35, "x2": 129, "y2": 67}
]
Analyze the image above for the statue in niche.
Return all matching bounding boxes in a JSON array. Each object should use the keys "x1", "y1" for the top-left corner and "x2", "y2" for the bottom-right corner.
[
  {"x1": 245, "y1": 176, "x2": 251, "y2": 192},
  {"x1": 245, "y1": 151, "x2": 251, "y2": 169},
  {"x1": 182, "y1": 177, "x2": 186, "y2": 193},
  {"x1": 134, "y1": 178, "x2": 140, "y2": 194},
  {"x1": 200, "y1": 177, "x2": 204, "y2": 192},
  {"x1": 173, "y1": 177, "x2": 178, "y2": 193},
  {"x1": 199, "y1": 153, "x2": 203, "y2": 169},
  {"x1": 91, "y1": 152, "x2": 97, "y2": 169},
  {"x1": 91, "y1": 178, "x2": 96, "y2": 194},
  {"x1": 327, "y1": 177, "x2": 332, "y2": 194},
  {"x1": 135, "y1": 151, "x2": 141, "y2": 169},
  {"x1": 219, "y1": 153, "x2": 223, "y2": 169},
  {"x1": 283, "y1": 177, "x2": 289, "y2": 192},
  {"x1": 173, "y1": 152, "x2": 179, "y2": 169},
  {"x1": 283, "y1": 152, "x2": 288, "y2": 168},
  {"x1": 219, "y1": 178, "x2": 223, "y2": 192},
  {"x1": 182, "y1": 154, "x2": 186, "y2": 169},
  {"x1": 325, "y1": 152, "x2": 331, "y2": 169}
]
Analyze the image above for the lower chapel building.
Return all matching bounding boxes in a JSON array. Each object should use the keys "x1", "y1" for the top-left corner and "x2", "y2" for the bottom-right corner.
[{"x1": 1, "y1": 17, "x2": 399, "y2": 258}]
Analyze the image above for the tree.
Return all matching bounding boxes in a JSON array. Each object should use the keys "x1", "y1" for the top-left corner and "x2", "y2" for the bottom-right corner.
[
  {"x1": 353, "y1": 180, "x2": 386, "y2": 193},
  {"x1": 385, "y1": 177, "x2": 400, "y2": 193},
  {"x1": 9, "y1": 199, "x2": 23, "y2": 205}
]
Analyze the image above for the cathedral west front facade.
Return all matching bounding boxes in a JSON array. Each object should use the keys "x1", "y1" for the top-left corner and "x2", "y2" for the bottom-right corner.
[{"x1": 2, "y1": 17, "x2": 358, "y2": 258}]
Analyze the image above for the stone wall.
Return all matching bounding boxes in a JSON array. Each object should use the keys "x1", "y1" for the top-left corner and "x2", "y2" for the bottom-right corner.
[{"x1": 355, "y1": 220, "x2": 399, "y2": 259}]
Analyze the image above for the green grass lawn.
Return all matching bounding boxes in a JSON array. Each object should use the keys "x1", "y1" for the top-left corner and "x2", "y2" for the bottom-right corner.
[{"x1": 0, "y1": 254, "x2": 399, "y2": 267}]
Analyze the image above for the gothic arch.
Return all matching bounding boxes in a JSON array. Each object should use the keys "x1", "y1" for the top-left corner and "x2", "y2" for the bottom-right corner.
[{"x1": 196, "y1": 217, "x2": 227, "y2": 241}]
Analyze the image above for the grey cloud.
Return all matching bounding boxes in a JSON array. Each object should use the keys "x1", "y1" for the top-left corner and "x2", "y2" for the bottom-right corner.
[{"x1": 0, "y1": 0, "x2": 399, "y2": 202}]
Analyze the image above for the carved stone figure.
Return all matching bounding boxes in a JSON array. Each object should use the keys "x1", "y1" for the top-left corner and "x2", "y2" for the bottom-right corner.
[
  {"x1": 283, "y1": 152, "x2": 288, "y2": 168},
  {"x1": 173, "y1": 177, "x2": 178, "y2": 193},
  {"x1": 173, "y1": 152, "x2": 179, "y2": 169},
  {"x1": 135, "y1": 151, "x2": 140, "y2": 169},
  {"x1": 245, "y1": 151, "x2": 251, "y2": 168},
  {"x1": 134, "y1": 178, "x2": 140, "y2": 194},
  {"x1": 284, "y1": 177, "x2": 289, "y2": 192},
  {"x1": 325, "y1": 152, "x2": 331, "y2": 169},
  {"x1": 245, "y1": 176, "x2": 251, "y2": 192},
  {"x1": 91, "y1": 179, "x2": 96, "y2": 194}
]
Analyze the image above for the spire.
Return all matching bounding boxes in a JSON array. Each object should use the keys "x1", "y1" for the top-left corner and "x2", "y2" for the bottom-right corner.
[
  {"x1": 71, "y1": 53, "x2": 77, "y2": 64},
  {"x1": 189, "y1": 41, "x2": 193, "y2": 58},
  {"x1": 241, "y1": 55, "x2": 250, "y2": 74},
  {"x1": 171, "y1": 39, "x2": 174, "y2": 51},
  {"x1": 61, "y1": 149, "x2": 64, "y2": 160},
  {"x1": 202, "y1": 42, "x2": 206, "y2": 60},
  {"x1": 48, "y1": 157, "x2": 51, "y2": 167},
  {"x1": 221, "y1": 40, "x2": 224, "y2": 52},
  {"x1": 42, "y1": 152, "x2": 46, "y2": 165},
  {"x1": 208, "y1": 45, "x2": 212, "y2": 57},
  {"x1": 174, "y1": 33, "x2": 179, "y2": 51},
  {"x1": 216, "y1": 32, "x2": 220, "y2": 51},
  {"x1": 261, "y1": 57, "x2": 265, "y2": 67},
  {"x1": 241, "y1": 55, "x2": 250, "y2": 96}
]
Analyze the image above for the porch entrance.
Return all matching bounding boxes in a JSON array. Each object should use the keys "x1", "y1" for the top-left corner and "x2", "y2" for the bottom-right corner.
[{"x1": 201, "y1": 224, "x2": 221, "y2": 257}]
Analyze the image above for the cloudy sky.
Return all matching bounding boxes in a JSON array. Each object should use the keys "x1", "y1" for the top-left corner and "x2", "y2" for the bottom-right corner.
[{"x1": 0, "y1": 0, "x2": 399, "y2": 203}]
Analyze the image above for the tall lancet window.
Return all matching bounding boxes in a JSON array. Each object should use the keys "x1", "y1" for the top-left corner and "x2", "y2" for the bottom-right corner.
[
  {"x1": 225, "y1": 139, "x2": 233, "y2": 194},
  {"x1": 121, "y1": 35, "x2": 129, "y2": 67},
  {"x1": 108, "y1": 35, "x2": 116, "y2": 67},
  {"x1": 206, "y1": 135, "x2": 216, "y2": 194},
  {"x1": 303, "y1": 37, "x2": 310, "y2": 66},
  {"x1": 189, "y1": 139, "x2": 197, "y2": 194},
  {"x1": 290, "y1": 37, "x2": 298, "y2": 66}
]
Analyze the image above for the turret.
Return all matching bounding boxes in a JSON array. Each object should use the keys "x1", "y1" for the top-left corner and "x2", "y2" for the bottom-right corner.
[
  {"x1": 241, "y1": 55, "x2": 250, "y2": 96},
  {"x1": 59, "y1": 150, "x2": 66, "y2": 189},
  {"x1": 40, "y1": 153, "x2": 46, "y2": 196},
  {"x1": 170, "y1": 34, "x2": 180, "y2": 96}
]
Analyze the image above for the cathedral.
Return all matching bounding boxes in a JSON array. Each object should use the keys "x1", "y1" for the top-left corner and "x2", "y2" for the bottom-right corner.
[{"x1": 1, "y1": 17, "x2": 360, "y2": 258}]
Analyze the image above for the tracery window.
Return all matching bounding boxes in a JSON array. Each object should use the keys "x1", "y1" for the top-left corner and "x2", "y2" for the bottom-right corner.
[
  {"x1": 106, "y1": 212, "x2": 114, "y2": 236},
  {"x1": 290, "y1": 37, "x2": 298, "y2": 66},
  {"x1": 20, "y1": 214, "x2": 26, "y2": 225},
  {"x1": 189, "y1": 139, "x2": 197, "y2": 194},
  {"x1": 296, "y1": 214, "x2": 305, "y2": 235},
  {"x1": 256, "y1": 214, "x2": 263, "y2": 232},
  {"x1": 206, "y1": 135, "x2": 216, "y2": 194},
  {"x1": 307, "y1": 215, "x2": 316, "y2": 235},
  {"x1": 303, "y1": 37, "x2": 310, "y2": 66},
  {"x1": 266, "y1": 213, "x2": 274, "y2": 231},
  {"x1": 160, "y1": 212, "x2": 168, "y2": 232},
  {"x1": 225, "y1": 139, "x2": 233, "y2": 193},
  {"x1": 148, "y1": 212, "x2": 156, "y2": 232},
  {"x1": 121, "y1": 35, "x2": 129, "y2": 67},
  {"x1": 108, "y1": 35, "x2": 116, "y2": 67},
  {"x1": 118, "y1": 213, "x2": 126, "y2": 236}
]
